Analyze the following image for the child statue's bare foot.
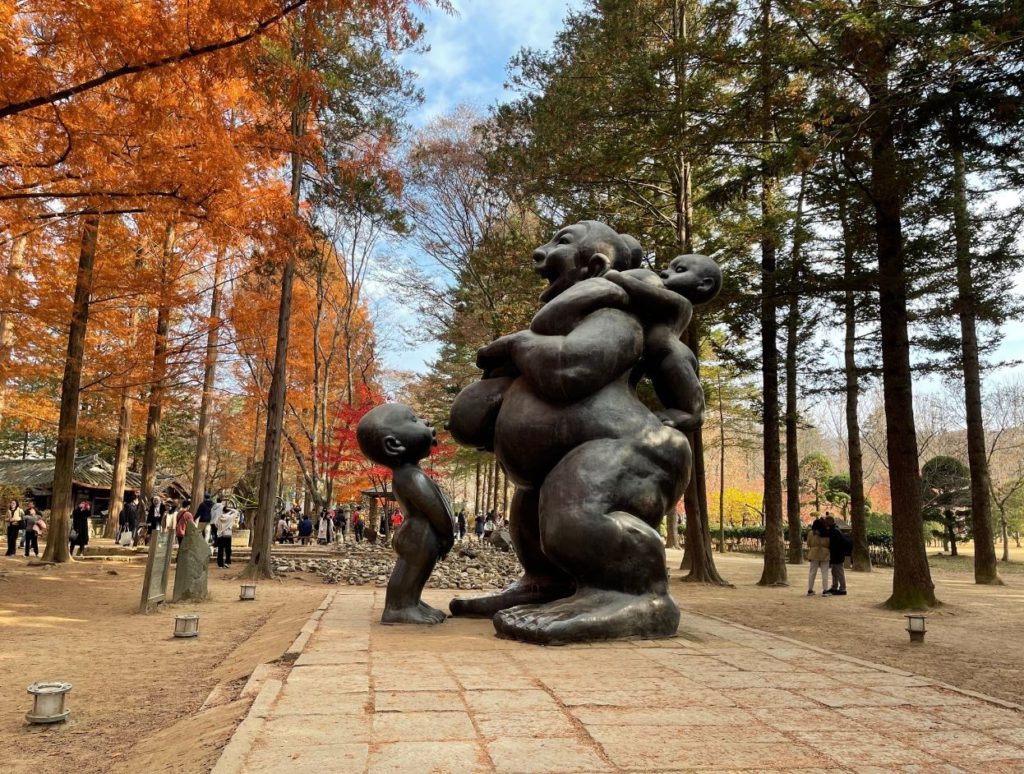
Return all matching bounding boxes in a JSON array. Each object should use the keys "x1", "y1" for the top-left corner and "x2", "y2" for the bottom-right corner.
[
  {"x1": 493, "y1": 588, "x2": 679, "y2": 645},
  {"x1": 418, "y1": 600, "x2": 447, "y2": 623},
  {"x1": 381, "y1": 603, "x2": 447, "y2": 625}
]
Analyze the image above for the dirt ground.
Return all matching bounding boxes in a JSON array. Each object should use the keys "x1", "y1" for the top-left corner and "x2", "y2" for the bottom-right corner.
[
  {"x1": 0, "y1": 549, "x2": 325, "y2": 774},
  {"x1": 670, "y1": 548, "x2": 1024, "y2": 706},
  {"x1": 3, "y1": 540, "x2": 1023, "y2": 773}
]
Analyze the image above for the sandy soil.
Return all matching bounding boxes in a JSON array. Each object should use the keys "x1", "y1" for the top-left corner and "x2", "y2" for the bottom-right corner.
[
  {"x1": 3, "y1": 540, "x2": 1022, "y2": 773},
  {"x1": 0, "y1": 550, "x2": 325, "y2": 774},
  {"x1": 670, "y1": 549, "x2": 1024, "y2": 706}
]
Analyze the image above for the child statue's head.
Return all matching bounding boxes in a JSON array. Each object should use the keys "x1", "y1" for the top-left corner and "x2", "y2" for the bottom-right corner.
[
  {"x1": 356, "y1": 403, "x2": 437, "y2": 468},
  {"x1": 660, "y1": 254, "x2": 723, "y2": 305}
]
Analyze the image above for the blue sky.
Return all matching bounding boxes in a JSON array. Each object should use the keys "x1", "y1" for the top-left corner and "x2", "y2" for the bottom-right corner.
[{"x1": 380, "y1": 0, "x2": 1024, "y2": 388}]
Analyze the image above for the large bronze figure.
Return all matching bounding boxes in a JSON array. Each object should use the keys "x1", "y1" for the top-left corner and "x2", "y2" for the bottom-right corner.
[{"x1": 447, "y1": 221, "x2": 721, "y2": 644}]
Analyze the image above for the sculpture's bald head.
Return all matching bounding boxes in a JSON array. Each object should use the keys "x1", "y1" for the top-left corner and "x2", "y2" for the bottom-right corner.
[
  {"x1": 532, "y1": 221, "x2": 643, "y2": 302},
  {"x1": 357, "y1": 403, "x2": 436, "y2": 467},
  {"x1": 660, "y1": 254, "x2": 722, "y2": 305}
]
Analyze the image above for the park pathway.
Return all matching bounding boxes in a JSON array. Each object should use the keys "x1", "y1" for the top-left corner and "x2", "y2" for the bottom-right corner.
[{"x1": 213, "y1": 587, "x2": 1024, "y2": 773}]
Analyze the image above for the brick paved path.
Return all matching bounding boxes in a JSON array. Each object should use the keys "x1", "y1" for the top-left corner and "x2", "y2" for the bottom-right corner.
[{"x1": 213, "y1": 588, "x2": 1024, "y2": 773}]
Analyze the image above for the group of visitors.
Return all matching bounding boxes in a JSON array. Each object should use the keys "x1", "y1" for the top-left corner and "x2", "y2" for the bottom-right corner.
[
  {"x1": 806, "y1": 514, "x2": 851, "y2": 596},
  {"x1": 4, "y1": 499, "x2": 46, "y2": 558},
  {"x1": 270, "y1": 504, "x2": 416, "y2": 546}
]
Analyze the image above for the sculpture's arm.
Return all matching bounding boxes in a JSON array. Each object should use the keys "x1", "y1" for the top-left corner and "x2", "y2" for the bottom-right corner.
[
  {"x1": 401, "y1": 469, "x2": 456, "y2": 557},
  {"x1": 530, "y1": 278, "x2": 630, "y2": 336},
  {"x1": 649, "y1": 341, "x2": 705, "y2": 432},
  {"x1": 604, "y1": 270, "x2": 689, "y2": 330},
  {"x1": 494, "y1": 309, "x2": 644, "y2": 403}
]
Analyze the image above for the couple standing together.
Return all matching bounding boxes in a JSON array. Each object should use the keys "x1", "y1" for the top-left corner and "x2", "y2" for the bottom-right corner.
[{"x1": 807, "y1": 515, "x2": 851, "y2": 596}]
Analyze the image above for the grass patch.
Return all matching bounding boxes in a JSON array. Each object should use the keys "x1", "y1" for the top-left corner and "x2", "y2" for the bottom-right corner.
[{"x1": 928, "y1": 553, "x2": 1024, "y2": 574}]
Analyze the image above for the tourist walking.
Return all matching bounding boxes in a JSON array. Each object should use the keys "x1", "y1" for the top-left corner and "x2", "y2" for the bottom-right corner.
[
  {"x1": 146, "y1": 494, "x2": 165, "y2": 540},
  {"x1": 474, "y1": 513, "x2": 485, "y2": 541},
  {"x1": 333, "y1": 508, "x2": 346, "y2": 543},
  {"x1": 824, "y1": 515, "x2": 850, "y2": 596},
  {"x1": 353, "y1": 508, "x2": 364, "y2": 542},
  {"x1": 210, "y1": 496, "x2": 225, "y2": 542},
  {"x1": 805, "y1": 517, "x2": 831, "y2": 595},
  {"x1": 26, "y1": 510, "x2": 45, "y2": 558},
  {"x1": 5, "y1": 499, "x2": 23, "y2": 556},
  {"x1": 175, "y1": 501, "x2": 194, "y2": 547},
  {"x1": 298, "y1": 514, "x2": 314, "y2": 545},
  {"x1": 22, "y1": 506, "x2": 40, "y2": 557},
  {"x1": 70, "y1": 500, "x2": 91, "y2": 556},
  {"x1": 118, "y1": 494, "x2": 138, "y2": 544},
  {"x1": 317, "y1": 512, "x2": 333, "y2": 544},
  {"x1": 457, "y1": 510, "x2": 467, "y2": 541},
  {"x1": 214, "y1": 503, "x2": 234, "y2": 567},
  {"x1": 195, "y1": 493, "x2": 214, "y2": 542}
]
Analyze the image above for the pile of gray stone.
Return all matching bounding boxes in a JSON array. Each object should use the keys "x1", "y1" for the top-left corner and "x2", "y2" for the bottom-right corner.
[{"x1": 270, "y1": 539, "x2": 522, "y2": 589}]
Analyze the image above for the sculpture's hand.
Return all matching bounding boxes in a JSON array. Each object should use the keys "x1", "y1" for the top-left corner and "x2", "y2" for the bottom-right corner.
[
  {"x1": 477, "y1": 331, "x2": 531, "y2": 373},
  {"x1": 656, "y1": 409, "x2": 701, "y2": 432}
]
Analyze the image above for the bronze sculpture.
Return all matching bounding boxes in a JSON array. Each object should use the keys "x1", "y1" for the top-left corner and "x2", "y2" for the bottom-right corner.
[
  {"x1": 448, "y1": 221, "x2": 721, "y2": 644},
  {"x1": 357, "y1": 403, "x2": 454, "y2": 625}
]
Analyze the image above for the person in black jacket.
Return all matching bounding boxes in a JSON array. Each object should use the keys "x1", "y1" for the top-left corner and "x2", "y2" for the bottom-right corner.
[
  {"x1": 118, "y1": 493, "x2": 138, "y2": 542},
  {"x1": 195, "y1": 494, "x2": 214, "y2": 543},
  {"x1": 824, "y1": 514, "x2": 850, "y2": 596}
]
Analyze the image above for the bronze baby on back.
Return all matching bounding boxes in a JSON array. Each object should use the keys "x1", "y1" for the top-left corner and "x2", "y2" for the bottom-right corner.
[{"x1": 356, "y1": 404, "x2": 455, "y2": 625}]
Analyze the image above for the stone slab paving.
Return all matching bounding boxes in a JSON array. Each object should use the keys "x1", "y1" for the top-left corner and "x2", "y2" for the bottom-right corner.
[{"x1": 213, "y1": 588, "x2": 1024, "y2": 773}]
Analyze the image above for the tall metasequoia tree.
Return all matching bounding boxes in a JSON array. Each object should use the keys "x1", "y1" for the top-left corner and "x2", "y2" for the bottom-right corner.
[
  {"x1": 42, "y1": 215, "x2": 99, "y2": 563},
  {"x1": 784, "y1": 175, "x2": 807, "y2": 564},
  {"x1": 947, "y1": 103, "x2": 1000, "y2": 585},
  {"x1": 244, "y1": 142, "x2": 301, "y2": 580},
  {"x1": 138, "y1": 224, "x2": 177, "y2": 525},
  {"x1": 836, "y1": 171, "x2": 871, "y2": 571},
  {"x1": 857, "y1": 5, "x2": 935, "y2": 608},
  {"x1": 190, "y1": 249, "x2": 226, "y2": 509},
  {"x1": 756, "y1": 0, "x2": 787, "y2": 586},
  {"x1": 105, "y1": 247, "x2": 145, "y2": 539}
]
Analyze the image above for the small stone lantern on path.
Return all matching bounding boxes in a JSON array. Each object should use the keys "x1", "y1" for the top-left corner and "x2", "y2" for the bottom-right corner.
[
  {"x1": 239, "y1": 583, "x2": 257, "y2": 601},
  {"x1": 26, "y1": 681, "x2": 72, "y2": 724},
  {"x1": 905, "y1": 614, "x2": 927, "y2": 643},
  {"x1": 174, "y1": 614, "x2": 200, "y2": 638}
]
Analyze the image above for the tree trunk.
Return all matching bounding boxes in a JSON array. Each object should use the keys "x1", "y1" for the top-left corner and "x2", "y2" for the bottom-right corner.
[
  {"x1": 999, "y1": 509, "x2": 1009, "y2": 563},
  {"x1": 474, "y1": 458, "x2": 481, "y2": 517},
  {"x1": 717, "y1": 372, "x2": 726, "y2": 553},
  {"x1": 0, "y1": 234, "x2": 27, "y2": 421},
  {"x1": 105, "y1": 249, "x2": 144, "y2": 540},
  {"x1": 867, "y1": 82, "x2": 936, "y2": 608},
  {"x1": 43, "y1": 215, "x2": 99, "y2": 563},
  {"x1": 758, "y1": 215, "x2": 786, "y2": 586},
  {"x1": 242, "y1": 87, "x2": 307, "y2": 580},
  {"x1": 837, "y1": 182, "x2": 871, "y2": 572},
  {"x1": 756, "y1": 0, "x2": 786, "y2": 586},
  {"x1": 682, "y1": 424, "x2": 730, "y2": 585},
  {"x1": 104, "y1": 387, "x2": 134, "y2": 540},
  {"x1": 139, "y1": 224, "x2": 176, "y2": 525},
  {"x1": 492, "y1": 459, "x2": 501, "y2": 517},
  {"x1": 785, "y1": 177, "x2": 806, "y2": 564},
  {"x1": 190, "y1": 249, "x2": 225, "y2": 510},
  {"x1": 950, "y1": 128, "x2": 1000, "y2": 585}
]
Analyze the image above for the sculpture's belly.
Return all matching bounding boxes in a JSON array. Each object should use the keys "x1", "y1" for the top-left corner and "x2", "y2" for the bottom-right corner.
[{"x1": 494, "y1": 378, "x2": 657, "y2": 487}]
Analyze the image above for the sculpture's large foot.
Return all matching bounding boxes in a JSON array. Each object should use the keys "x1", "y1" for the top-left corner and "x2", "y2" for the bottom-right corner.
[
  {"x1": 449, "y1": 576, "x2": 575, "y2": 618},
  {"x1": 493, "y1": 587, "x2": 680, "y2": 645},
  {"x1": 381, "y1": 602, "x2": 446, "y2": 625}
]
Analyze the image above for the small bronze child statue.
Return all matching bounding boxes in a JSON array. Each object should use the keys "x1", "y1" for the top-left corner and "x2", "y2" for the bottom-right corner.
[{"x1": 356, "y1": 403, "x2": 455, "y2": 624}]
